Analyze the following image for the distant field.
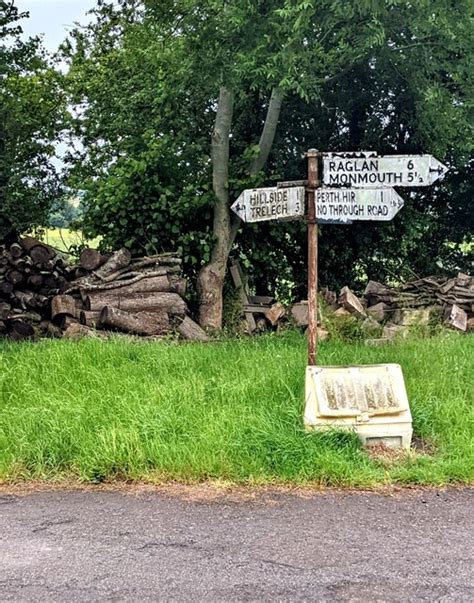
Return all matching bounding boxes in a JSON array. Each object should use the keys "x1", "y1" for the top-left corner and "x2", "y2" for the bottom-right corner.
[
  {"x1": 40, "y1": 228, "x2": 101, "y2": 253},
  {"x1": 0, "y1": 332, "x2": 472, "y2": 486}
]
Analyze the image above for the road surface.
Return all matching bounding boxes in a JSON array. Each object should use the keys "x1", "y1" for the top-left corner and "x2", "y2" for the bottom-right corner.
[{"x1": 0, "y1": 487, "x2": 472, "y2": 601}]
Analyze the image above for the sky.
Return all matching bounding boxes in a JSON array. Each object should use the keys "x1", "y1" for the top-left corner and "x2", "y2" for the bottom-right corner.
[{"x1": 16, "y1": 0, "x2": 96, "y2": 51}]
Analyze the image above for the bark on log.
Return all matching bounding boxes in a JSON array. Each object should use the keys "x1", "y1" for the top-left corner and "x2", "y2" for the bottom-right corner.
[
  {"x1": 171, "y1": 276, "x2": 187, "y2": 297},
  {"x1": 33, "y1": 294, "x2": 49, "y2": 309},
  {"x1": 20, "y1": 236, "x2": 43, "y2": 254},
  {"x1": 339, "y1": 286, "x2": 366, "y2": 318},
  {"x1": 130, "y1": 255, "x2": 182, "y2": 269},
  {"x1": 447, "y1": 304, "x2": 467, "y2": 332},
  {"x1": 266, "y1": 302, "x2": 285, "y2": 326},
  {"x1": 367, "y1": 302, "x2": 391, "y2": 322},
  {"x1": 364, "y1": 281, "x2": 389, "y2": 298},
  {"x1": 99, "y1": 306, "x2": 170, "y2": 336},
  {"x1": 291, "y1": 301, "x2": 309, "y2": 327},
  {"x1": 42, "y1": 274, "x2": 59, "y2": 290},
  {"x1": 51, "y1": 295, "x2": 77, "y2": 320},
  {"x1": 60, "y1": 316, "x2": 79, "y2": 330},
  {"x1": 13, "y1": 311, "x2": 42, "y2": 323},
  {"x1": 79, "y1": 310, "x2": 102, "y2": 328},
  {"x1": 85, "y1": 291, "x2": 186, "y2": 314},
  {"x1": 74, "y1": 267, "x2": 89, "y2": 280},
  {"x1": 79, "y1": 248, "x2": 107, "y2": 271},
  {"x1": 82, "y1": 274, "x2": 172, "y2": 296},
  {"x1": 176, "y1": 315, "x2": 209, "y2": 341},
  {"x1": 94, "y1": 248, "x2": 131, "y2": 279}
]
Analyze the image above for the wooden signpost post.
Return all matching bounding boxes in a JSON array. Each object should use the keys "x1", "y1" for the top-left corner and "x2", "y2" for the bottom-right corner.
[{"x1": 306, "y1": 150, "x2": 320, "y2": 365}]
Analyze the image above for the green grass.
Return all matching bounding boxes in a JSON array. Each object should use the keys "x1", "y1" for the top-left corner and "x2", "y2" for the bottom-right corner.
[{"x1": 0, "y1": 332, "x2": 472, "y2": 486}]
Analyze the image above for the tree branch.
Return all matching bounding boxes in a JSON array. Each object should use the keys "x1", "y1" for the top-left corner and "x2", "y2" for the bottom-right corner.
[
  {"x1": 230, "y1": 86, "x2": 285, "y2": 242},
  {"x1": 250, "y1": 87, "x2": 285, "y2": 176}
]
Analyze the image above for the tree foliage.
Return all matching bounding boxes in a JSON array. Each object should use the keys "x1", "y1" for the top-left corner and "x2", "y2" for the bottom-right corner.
[
  {"x1": 0, "y1": 1, "x2": 65, "y2": 241},
  {"x1": 64, "y1": 0, "x2": 473, "y2": 313}
]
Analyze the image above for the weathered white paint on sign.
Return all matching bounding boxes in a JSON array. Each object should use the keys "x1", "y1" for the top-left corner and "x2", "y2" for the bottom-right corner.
[
  {"x1": 323, "y1": 154, "x2": 448, "y2": 187},
  {"x1": 231, "y1": 186, "x2": 305, "y2": 223},
  {"x1": 315, "y1": 188, "x2": 404, "y2": 223}
]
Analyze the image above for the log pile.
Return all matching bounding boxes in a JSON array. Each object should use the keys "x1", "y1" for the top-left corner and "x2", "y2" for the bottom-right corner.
[
  {"x1": 63, "y1": 248, "x2": 207, "y2": 340},
  {"x1": 364, "y1": 272, "x2": 474, "y2": 332},
  {"x1": 288, "y1": 272, "x2": 474, "y2": 338},
  {"x1": 0, "y1": 241, "x2": 208, "y2": 342},
  {"x1": 0, "y1": 237, "x2": 71, "y2": 340}
]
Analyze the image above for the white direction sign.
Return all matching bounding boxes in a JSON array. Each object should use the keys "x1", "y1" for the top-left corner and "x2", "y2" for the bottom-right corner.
[
  {"x1": 316, "y1": 188, "x2": 405, "y2": 224},
  {"x1": 231, "y1": 186, "x2": 305, "y2": 223},
  {"x1": 323, "y1": 154, "x2": 448, "y2": 187}
]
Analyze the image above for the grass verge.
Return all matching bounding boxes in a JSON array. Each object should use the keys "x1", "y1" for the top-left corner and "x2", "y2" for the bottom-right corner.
[{"x1": 0, "y1": 332, "x2": 472, "y2": 486}]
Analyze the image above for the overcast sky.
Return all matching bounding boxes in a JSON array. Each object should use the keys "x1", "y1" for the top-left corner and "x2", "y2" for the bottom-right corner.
[{"x1": 16, "y1": 0, "x2": 96, "y2": 51}]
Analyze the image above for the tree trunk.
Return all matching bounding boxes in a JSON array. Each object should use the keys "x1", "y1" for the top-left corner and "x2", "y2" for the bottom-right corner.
[
  {"x1": 197, "y1": 86, "x2": 285, "y2": 329},
  {"x1": 197, "y1": 86, "x2": 234, "y2": 329},
  {"x1": 250, "y1": 88, "x2": 285, "y2": 175}
]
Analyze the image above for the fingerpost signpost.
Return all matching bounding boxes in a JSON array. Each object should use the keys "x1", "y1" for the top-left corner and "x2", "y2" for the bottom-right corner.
[{"x1": 232, "y1": 149, "x2": 448, "y2": 448}]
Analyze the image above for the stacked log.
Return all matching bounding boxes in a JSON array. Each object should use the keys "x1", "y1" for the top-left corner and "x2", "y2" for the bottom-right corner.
[
  {"x1": 364, "y1": 272, "x2": 474, "y2": 332},
  {"x1": 0, "y1": 238, "x2": 71, "y2": 340},
  {"x1": 288, "y1": 272, "x2": 473, "y2": 338},
  {"x1": 64, "y1": 248, "x2": 208, "y2": 341}
]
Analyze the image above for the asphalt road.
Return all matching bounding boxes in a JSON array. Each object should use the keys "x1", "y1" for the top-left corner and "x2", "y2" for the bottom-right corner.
[{"x1": 0, "y1": 487, "x2": 472, "y2": 601}]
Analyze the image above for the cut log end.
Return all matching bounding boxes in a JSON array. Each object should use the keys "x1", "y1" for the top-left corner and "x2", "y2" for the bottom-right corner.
[{"x1": 79, "y1": 248, "x2": 107, "y2": 271}]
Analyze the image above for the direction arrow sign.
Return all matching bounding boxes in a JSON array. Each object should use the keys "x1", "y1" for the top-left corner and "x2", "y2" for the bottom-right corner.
[
  {"x1": 323, "y1": 154, "x2": 448, "y2": 187},
  {"x1": 231, "y1": 186, "x2": 305, "y2": 223},
  {"x1": 316, "y1": 187, "x2": 405, "y2": 224}
]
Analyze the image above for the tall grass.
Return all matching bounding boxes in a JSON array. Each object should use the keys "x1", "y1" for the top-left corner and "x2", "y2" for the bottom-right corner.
[{"x1": 0, "y1": 332, "x2": 472, "y2": 486}]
